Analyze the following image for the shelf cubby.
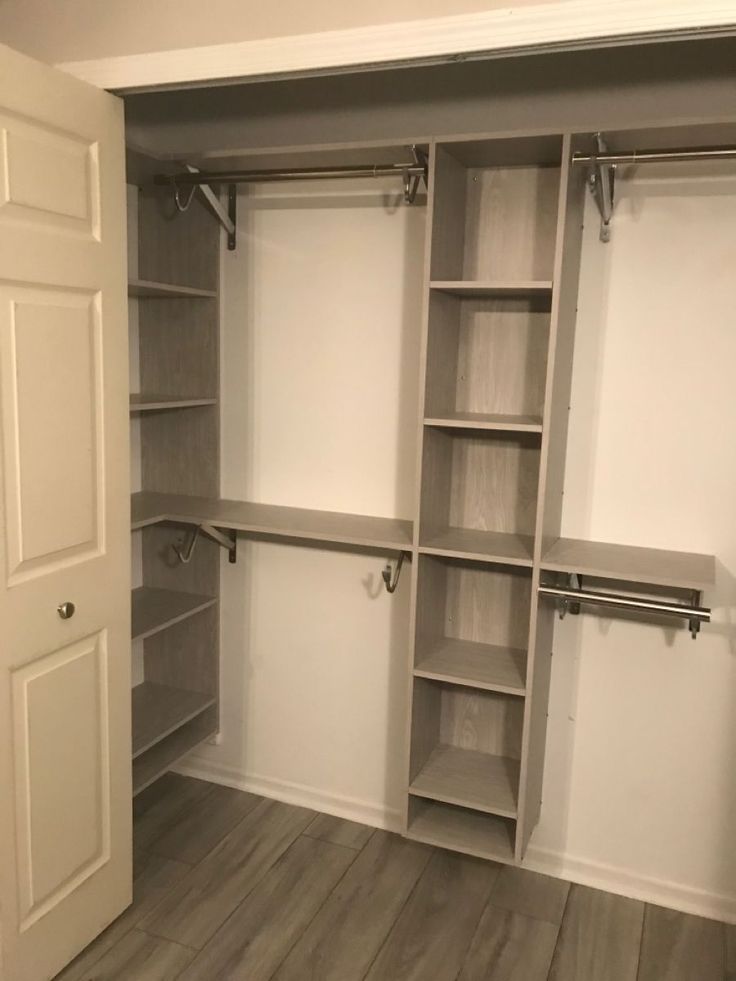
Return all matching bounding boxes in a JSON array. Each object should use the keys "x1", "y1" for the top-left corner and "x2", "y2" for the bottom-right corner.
[
  {"x1": 131, "y1": 681, "x2": 217, "y2": 759},
  {"x1": 132, "y1": 586, "x2": 217, "y2": 642},
  {"x1": 414, "y1": 555, "x2": 530, "y2": 695},
  {"x1": 424, "y1": 290, "x2": 550, "y2": 430},
  {"x1": 132, "y1": 706, "x2": 218, "y2": 797},
  {"x1": 406, "y1": 798, "x2": 516, "y2": 864},
  {"x1": 409, "y1": 677, "x2": 524, "y2": 819},
  {"x1": 419, "y1": 427, "x2": 540, "y2": 563},
  {"x1": 430, "y1": 137, "x2": 562, "y2": 284}
]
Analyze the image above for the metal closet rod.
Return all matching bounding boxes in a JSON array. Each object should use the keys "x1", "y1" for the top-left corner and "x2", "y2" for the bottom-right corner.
[
  {"x1": 573, "y1": 145, "x2": 736, "y2": 166},
  {"x1": 155, "y1": 163, "x2": 427, "y2": 186},
  {"x1": 538, "y1": 584, "x2": 711, "y2": 624}
]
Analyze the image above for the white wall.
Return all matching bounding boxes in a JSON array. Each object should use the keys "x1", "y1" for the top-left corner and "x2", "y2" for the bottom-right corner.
[{"x1": 180, "y1": 164, "x2": 736, "y2": 921}]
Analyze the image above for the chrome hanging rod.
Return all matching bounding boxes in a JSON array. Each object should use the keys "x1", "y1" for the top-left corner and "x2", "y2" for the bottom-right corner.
[
  {"x1": 573, "y1": 145, "x2": 736, "y2": 166},
  {"x1": 155, "y1": 163, "x2": 426, "y2": 187},
  {"x1": 538, "y1": 584, "x2": 710, "y2": 633}
]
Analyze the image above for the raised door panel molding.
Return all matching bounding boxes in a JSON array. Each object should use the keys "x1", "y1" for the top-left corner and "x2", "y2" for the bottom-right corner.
[
  {"x1": 11, "y1": 631, "x2": 111, "y2": 931},
  {"x1": 0, "y1": 112, "x2": 100, "y2": 239},
  {"x1": 0, "y1": 284, "x2": 103, "y2": 584},
  {"x1": 56, "y1": 1, "x2": 736, "y2": 92}
]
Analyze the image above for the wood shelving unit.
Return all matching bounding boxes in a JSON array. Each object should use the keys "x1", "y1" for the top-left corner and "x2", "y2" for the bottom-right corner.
[
  {"x1": 132, "y1": 586, "x2": 217, "y2": 642},
  {"x1": 130, "y1": 490, "x2": 413, "y2": 551},
  {"x1": 128, "y1": 150, "x2": 222, "y2": 798},
  {"x1": 128, "y1": 278, "x2": 218, "y2": 299},
  {"x1": 130, "y1": 394, "x2": 217, "y2": 412}
]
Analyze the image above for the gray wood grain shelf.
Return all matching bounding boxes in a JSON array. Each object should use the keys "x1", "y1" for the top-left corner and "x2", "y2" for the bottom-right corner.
[
  {"x1": 419, "y1": 528, "x2": 535, "y2": 567},
  {"x1": 128, "y1": 278, "x2": 218, "y2": 299},
  {"x1": 414, "y1": 639, "x2": 527, "y2": 696},
  {"x1": 407, "y1": 799, "x2": 515, "y2": 864},
  {"x1": 130, "y1": 491, "x2": 414, "y2": 550},
  {"x1": 541, "y1": 537, "x2": 716, "y2": 592},
  {"x1": 425, "y1": 412, "x2": 543, "y2": 433},
  {"x1": 132, "y1": 586, "x2": 217, "y2": 642},
  {"x1": 133, "y1": 710, "x2": 218, "y2": 797},
  {"x1": 410, "y1": 745, "x2": 520, "y2": 818},
  {"x1": 430, "y1": 280, "x2": 553, "y2": 298},
  {"x1": 131, "y1": 681, "x2": 217, "y2": 759},
  {"x1": 130, "y1": 394, "x2": 217, "y2": 412}
]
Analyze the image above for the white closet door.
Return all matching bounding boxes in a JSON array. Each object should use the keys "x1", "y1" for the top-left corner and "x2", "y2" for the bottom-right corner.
[{"x1": 0, "y1": 42, "x2": 131, "y2": 981}]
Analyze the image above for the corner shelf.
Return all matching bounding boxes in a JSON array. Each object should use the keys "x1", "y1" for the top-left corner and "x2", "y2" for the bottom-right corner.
[
  {"x1": 419, "y1": 529, "x2": 534, "y2": 567},
  {"x1": 131, "y1": 681, "x2": 217, "y2": 759},
  {"x1": 410, "y1": 745, "x2": 520, "y2": 818},
  {"x1": 128, "y1": 278, "x2": 217, "y2": 299},
  {"x1": 414, "y1": 639, "x2": 526, "y2": 696},
  {"x1": 424, "y1": 413, "x2": 542, "y2": 433},
  {"x1": 541, "y1": 537, "x2": 715, "y2": 592},
  {"x1": 406, "y1": 799, "x2": 516, "y2": 864},
  {"x1": 130, "y1": 491, "x2": 413, "y2": 551},
  {"x1": 430, "y1": 280, "x2": 553, "y2": 298},
  {"x1": 130, "y1": 394, "x2": 217, "y2": 412},
  {"x1": 132, "y1": 586, "x2": 217, "y2": 643}
]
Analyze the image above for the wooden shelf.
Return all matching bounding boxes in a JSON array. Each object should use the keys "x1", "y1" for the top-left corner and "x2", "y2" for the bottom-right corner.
[
  {"x1": 132, "y1": 586, "x2": 217, "y2": 642},
  {"x1": 130, "y1": 491, "x2": 413, "y2": 550},
  {"x1": 133, "y1": 709, "x2": 217, "y2": 797},
  {"x1": 425, "y1": 412, "x2": 542, "y2": 433},
  {"x1": 130, "y1": 394, "x2": 217, "y2": 412},
  {"x1": 406, "y1": 799, "x2": 515, "y2": 863},
  {"x1": 410, "y1": 745, "x2": 520, "y2": 818},
  {"x1": 128, "y1": 278, "x2": 217, "y2": 299},
  {"x1": 430, "y1": 280, "x2": 553, "y2": 298},
  {"x1": 419, "y1": 528, "x2": 534, "y2": 567},
  {"x1": 132, "y1": 681, "x2": 217, "y2": 759},
  {"x1": 541, "y1": 537, "x2": 715, "y2": 592},
  {"x1": 414, "y1": 639, "x2": 526, "y2": 696}
]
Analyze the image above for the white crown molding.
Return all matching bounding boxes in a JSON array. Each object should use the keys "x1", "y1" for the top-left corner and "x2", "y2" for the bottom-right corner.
[{"x1": 57, "y1": 0, "x2": 736, "y2": 92}]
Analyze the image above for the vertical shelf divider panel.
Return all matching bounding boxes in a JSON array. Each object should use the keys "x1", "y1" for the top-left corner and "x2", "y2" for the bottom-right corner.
[
  {"x1": 405, "y1": 134, "x2": 564, "y2": 861},
  {"x1": 514, "y1": 134, "x2": 587, "y2": 860},
  {"x1": 134, "y1": 183, "x2": 222, "y2": 789}
]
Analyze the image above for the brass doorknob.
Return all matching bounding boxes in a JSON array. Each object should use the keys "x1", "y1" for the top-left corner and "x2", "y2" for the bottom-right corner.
[{"x1": 57, "y1": 601, "x2": 75, "y2": 620}]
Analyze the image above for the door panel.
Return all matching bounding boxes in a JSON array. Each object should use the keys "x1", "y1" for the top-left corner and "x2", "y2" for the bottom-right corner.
[{"x1": 0, "y1": 41, "x2": 130, "y2": 981}]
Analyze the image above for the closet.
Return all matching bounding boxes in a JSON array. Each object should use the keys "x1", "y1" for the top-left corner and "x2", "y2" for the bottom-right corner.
[
  {"x1": 1, "y1": 36, "x2": 732, "y2": 981},
  {"x1": 124, "y1": 126, "x2": 717, "y2": 865}
]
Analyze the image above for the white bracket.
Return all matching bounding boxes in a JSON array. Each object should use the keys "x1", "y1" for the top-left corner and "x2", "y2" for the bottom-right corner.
[{"x1": 588, "y1": 133, "x2": 616, "y2": 243}]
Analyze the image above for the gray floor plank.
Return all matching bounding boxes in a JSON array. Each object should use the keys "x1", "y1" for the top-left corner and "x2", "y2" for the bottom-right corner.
[
  {"x1": 726, "y1": 924, "x2": 736, "y2": 981},
  {"x1": 142, "y1": 798, "x2": 314, "y2": 949},
  {"x1": 637, "y1": 905, "x2": 724, "y2": 981},
  {"x1": 140, "y1": 781, "x2": 263, "y2": 866},
  {"x1": 178, "y1": 836, "x2": 356, "y2": 981},
  {"x1": 62, "y1": 929, "x2": 194, "y2": 981},
  {"x1": 488, "y1": 866, "x2": 570, "y2": 925},
  {"x1": 273, "y1": 830, "x2": 432, "y2": 981},
  {"x1": 548, "y1": 884, "x2": 644, "y2": 981},
  {"x1": 54, "y1": 853, "x2": 190, "y2": 981},
  {"x1": 304, "y1": 812, "x2": 374, "y2": 850},
  {"x1": 459, "y1": 906, "x2": 560, "y2": 981},
  {"x1": 365, "y1": 849, "x2": 499, "y2": 981}
]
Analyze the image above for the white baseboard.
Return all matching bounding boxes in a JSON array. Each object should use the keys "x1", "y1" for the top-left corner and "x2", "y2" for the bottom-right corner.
[
  {"x1": 174, "y1": 755, "x2": 736, "y2": 925},
  {"x1": 173, "y1": 756, "x2": 404, "y2": 833}
]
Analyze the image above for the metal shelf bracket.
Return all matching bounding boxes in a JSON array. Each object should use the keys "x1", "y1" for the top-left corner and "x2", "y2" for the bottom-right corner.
[
  {"x1": 174, "y1": 523, "x2": 237, "y2": 565},
  {"x1": 588, "y1": 133, "x2": 616, "y2": 243}
]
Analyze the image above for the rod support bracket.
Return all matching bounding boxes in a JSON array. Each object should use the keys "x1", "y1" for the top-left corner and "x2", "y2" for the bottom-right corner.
[
  {"x1": 689, "y1": 590, "x2": 703, "y2": 639},
  {"x1": 382, "y1": 552, "x2": 406, "y2": 594},
  {"x1": 174, "y1": 522, "x2": 237, "y2": 564},
  {"x1": 588, "y1": 133, "x2": 616, "y2": 243}
]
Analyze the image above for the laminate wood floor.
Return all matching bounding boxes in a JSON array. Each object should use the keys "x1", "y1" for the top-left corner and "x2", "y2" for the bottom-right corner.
[{"x1": 55, "y1": 774, "x2": 734, "y2": 981}]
